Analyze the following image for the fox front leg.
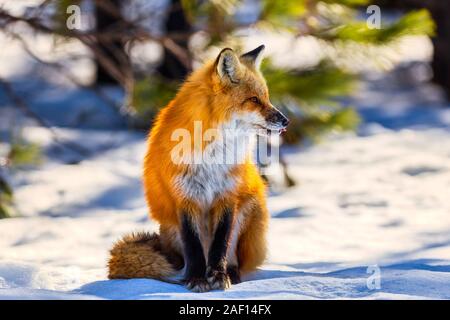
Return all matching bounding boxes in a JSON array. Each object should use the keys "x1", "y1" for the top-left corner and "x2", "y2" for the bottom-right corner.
[
  {"x1": 180, "y1": 214, "x2": 211, "y2": 293},
  {"x1": 206, "y1": 207, "x2": 233, "y2": 290}
]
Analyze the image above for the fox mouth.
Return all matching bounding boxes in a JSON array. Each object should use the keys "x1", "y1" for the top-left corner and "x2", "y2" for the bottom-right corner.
[{"x1": 254, "y1": 124, "x2": 287, "y2": 135}]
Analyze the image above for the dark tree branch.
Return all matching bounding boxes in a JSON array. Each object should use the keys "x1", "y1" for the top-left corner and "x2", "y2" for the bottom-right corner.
[{"x1": 0, "y1": 77, "x2": 91, "y2": 157}]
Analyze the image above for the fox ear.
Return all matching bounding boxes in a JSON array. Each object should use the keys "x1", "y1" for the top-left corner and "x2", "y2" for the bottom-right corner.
[
  {"x1": 216, "y1": 48, "x2": 242, "y2": 84},
  {"x1": 240, "y1": 45, "x2": 265, "y2": 69}
]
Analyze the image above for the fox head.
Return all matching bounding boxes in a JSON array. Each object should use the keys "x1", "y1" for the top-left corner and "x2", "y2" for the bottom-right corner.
[{"x1": 210, "y1": 45, "x2": 289, "y2": 135}]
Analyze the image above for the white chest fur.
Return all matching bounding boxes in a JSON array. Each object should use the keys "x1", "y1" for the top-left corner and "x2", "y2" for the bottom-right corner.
[
  {"x1": 174, "y1": 162, "x2": 238, "y2": 207},
  {"x1": 173, "y1": 113, "x2": 259, "y2": 207}
]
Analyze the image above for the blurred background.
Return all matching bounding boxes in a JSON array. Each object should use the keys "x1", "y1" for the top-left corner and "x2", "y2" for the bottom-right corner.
[{"x1": 0, "y1": 0, "x2": 450, "y2": 299}]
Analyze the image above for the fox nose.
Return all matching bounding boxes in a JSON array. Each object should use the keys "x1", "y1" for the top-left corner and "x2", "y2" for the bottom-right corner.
[
  {"x1": 268, "y1": 105, "x2": 290, "y2": 127},
  {"x1": 275, "y1": 111, "x2": 289, "y2": 127}
]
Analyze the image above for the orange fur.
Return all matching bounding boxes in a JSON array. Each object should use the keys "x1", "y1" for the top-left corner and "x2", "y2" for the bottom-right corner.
[
  {"x1": 108, "y1": 232, "x2": 176, "y2": 280},
  {"x1": 109, "y1": 46, "x2": 278, "y2": 287}
]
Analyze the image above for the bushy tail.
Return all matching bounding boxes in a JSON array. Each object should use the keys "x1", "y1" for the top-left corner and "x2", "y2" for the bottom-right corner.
[{"x1": 108, "y1": 232, "x2": 179, "y2": 283}]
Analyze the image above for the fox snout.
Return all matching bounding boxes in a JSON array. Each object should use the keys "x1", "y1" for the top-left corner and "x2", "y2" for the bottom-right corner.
[{"x1": 266, "y1": 106, "x2": 290, "y2": 132}]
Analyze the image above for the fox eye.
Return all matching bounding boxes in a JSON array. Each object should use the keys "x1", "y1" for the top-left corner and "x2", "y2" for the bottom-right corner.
[{"x1": 249, "y1": 96, "x2": 260, "y2": 104}]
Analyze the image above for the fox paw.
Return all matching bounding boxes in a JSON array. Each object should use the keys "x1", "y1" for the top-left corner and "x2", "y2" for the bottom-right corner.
[
  {"x1": 206, "y1": 268, "x2": 231, "y2": 290},
  {"x1": 185, "y1": 278, "x2": 211, "y2": 293},
  {"x1": 227, "y1": 266, "x2": 241, "y2": 284}
]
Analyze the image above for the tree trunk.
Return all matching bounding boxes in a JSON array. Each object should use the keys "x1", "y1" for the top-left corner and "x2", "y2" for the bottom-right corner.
[
  {"x1": 429, "y1": 3, "x2": 450, "y2": 97},
  {"x1": 375, "y1": 0, "x2": 450, "y2": 98},
  {"x1": 157, "y1": 0, "x2": 192, "y2": 81},
  {"x1": 94, "y1": 0, "x2": 129, "y2": 85}
]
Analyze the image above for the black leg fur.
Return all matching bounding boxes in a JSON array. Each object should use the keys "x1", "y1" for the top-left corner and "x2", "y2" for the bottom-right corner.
[
  {"x1": 207, "y1": 207, "x2": 233, "y2": 290},
  {"x1": 180, "y1": 214, "x2": 210, "y2": 292},
  {"x1": 227, "y1": 265, "x2": 241, "y2": 284}
]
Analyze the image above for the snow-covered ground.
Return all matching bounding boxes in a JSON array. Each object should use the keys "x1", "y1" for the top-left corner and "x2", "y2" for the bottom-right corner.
[
  {"x1": 1, "y1": 70, "x2": 450, "y2": 299},
  {"x1": 1, "y1": 1, "x2": 450, "y2": 298}
]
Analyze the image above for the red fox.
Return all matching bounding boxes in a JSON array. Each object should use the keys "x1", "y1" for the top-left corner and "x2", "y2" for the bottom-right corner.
[{"x1": 108, "y1": 45, "x2": 289, "y2": 292}]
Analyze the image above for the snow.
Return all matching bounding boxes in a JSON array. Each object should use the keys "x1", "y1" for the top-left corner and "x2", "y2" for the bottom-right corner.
[
  {"x1": 1, "y1": 3, "x2": 450, "y2": 298},
  {"x1": 2, "y1": 79, "x2": 450, "y2": 298}
]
